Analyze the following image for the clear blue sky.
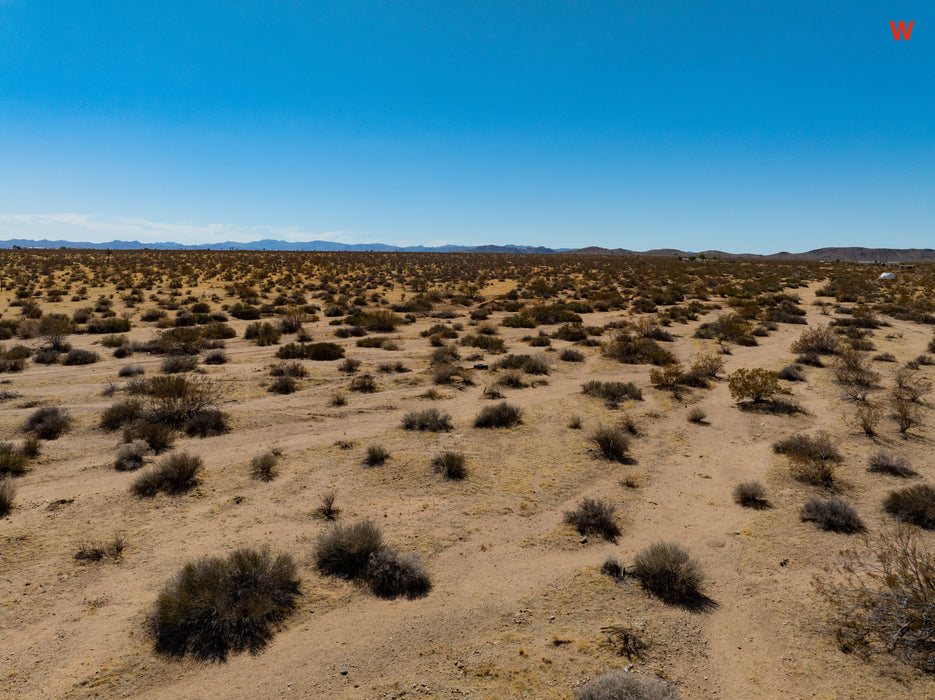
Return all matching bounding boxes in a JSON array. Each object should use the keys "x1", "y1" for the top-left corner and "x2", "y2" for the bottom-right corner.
[{"x1": 0, "y1": 1, "x2": 931, "y2": 252}]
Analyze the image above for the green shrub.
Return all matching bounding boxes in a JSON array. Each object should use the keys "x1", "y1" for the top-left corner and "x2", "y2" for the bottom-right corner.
[
  {"x1": 148, "y1": 547, "x2": 300, "y2": 661},
  {"x1": 727, "y1": 368, "x2": 786, "y2": 403}
]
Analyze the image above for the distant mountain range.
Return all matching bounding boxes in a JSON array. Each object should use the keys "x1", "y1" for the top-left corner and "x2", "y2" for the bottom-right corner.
[{"x1": 0, "y1": 238, "x2": 933, "y2": 262}]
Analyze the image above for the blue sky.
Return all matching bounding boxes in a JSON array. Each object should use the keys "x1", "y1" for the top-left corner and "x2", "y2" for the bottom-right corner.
[{"x1": 0, "y1": 1, "x2": 931, "y2": 252}]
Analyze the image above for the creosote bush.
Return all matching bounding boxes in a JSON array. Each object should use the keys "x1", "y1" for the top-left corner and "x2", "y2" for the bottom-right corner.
[
  {"x1": 473, "y1": 401, "x2": 522, "y2": 428},
  {"x1": 589, "y1": 425, "x2": 631, "y2": 463},
  {"x1": 733, "y1": 481, "x2": 769, "y2": 509},
  {"x1": 563, "y1": 498, "x2": 620, "y2": 542},
  {"x1": 581, "y1": 380, "x2": 642, "y2": 406},
  {"x1": 131, "y1": 452, "x2": 203, "y2": 497},
  {"x1": 577, "y1": 671, "x2": 681, "y2": 700},
  {"x1": 883, "y1": 485, "x2": 935, "y2": 529},
  {"x1": 148, "y1": 547, "x2": 301, "y2": 662},
  {"x1": 632, "y1": 542, "x2": 707, "y2": 608},
  {"x1": 23, "y1": 406, "x2": 72, "y2": 440},
  {"x1": 800, "y1": 498, "x2": 865, "y2": 533},
  {"x1": 727, "y1": 367, "x2": 787, "y2": 404}
]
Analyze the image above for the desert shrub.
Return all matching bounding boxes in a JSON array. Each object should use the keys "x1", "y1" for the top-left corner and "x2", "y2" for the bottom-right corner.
[
  {"x1": 100, "y1": 333, "x2": 128, "y2": 348},
  {"x1": 123, "y1": 422, "x2": 176, "y2": 453},
  {"x1": 161, "y1": 355, "x2": 198, "y2": 373},
  {"x1": 460, "y1": 333, "x2": 506, "y2": 353},
  {"x1": 401, "y1": 408, "x2": 452, "y2": 432},
  {"x1": 563, "y1": 498, "x2": 620, "y2": 542},
  {"x1": 114, "y1": 440, "x2": 151, "y2": 471},
  {"x1": 733, "y1": 481, "x2": 768, "y2": 509},
  {"x1": 365, "y1": 549, "x2": 432, "y2": 599},
  {"x1": 801, "y1": 498, "x2": 865, "y2": 533},
  {"x1": 814, "y1": 525, "x2": 935, "y2": 671},
  {"x1": 884, "y1": 485, "x2": 935, "y2": 529},
  {"x1": 773, "y1": 432, "x2": 840, "y2": 487},
  {"x1": 33, "y1": 347, "x2": 60, "y2": 364},
  {"x1": 833, "y1": 348, "x2": 879, "y2": 389},
  {"x1": 250, "y1": 451, "x2": 278, "y2": 481},
  {"x1": 581, "y1": 380, "x2": 642, "y2": 406},
  {"x1": 313, "y1": 492, "x2": 341, "y2": 520},
  {"x1": 229, "y1": 304, "x2": 261, "y2": 320},
  {"x1": 0, "y1": 443, "x2": 29, "y2": 476},
  {"x1": 431, "y1": 451, "x2": 467, "y2": 480},
  {"x1": 148, "y1": 547, "x2": 301, "y2": 662},
  {"x1": 894, "y1": 367, "x2": 931, "y2": 404},
  {"x1": 495, "y1": 354, "x2": 550, "y2": 375},
  {"x1": 873, "y1": 352, "x2": 897, "y2": 363},
  {"x1": 269, "y1": 361, "x2": 307, "y2": 378},
  {"x1": 338, "y1": 357, "x2": 361, "y2": 373},
  {"x1": 559, "y1": 348, "x2": 584, "y2": 362},
  {"x1": 131, "y1": 452, "x2": 203, "y2": 497},
  {"x1": 567, "y1": 414, "x2": 582, "y2": 429},
  {"x1": 790, "y1": 325, "x2": 840, "y2": 355},
  {"x1": 687, "y1": 406, "x2": 707, "y2": 424},
  {"x1": 244, "y1": 321, "x2": 282, "y2": 346},
  {"x1": 277, "y1": 342, "x2": 344, "y2": 361},
  {"x1": 330, "y1": 391, "x2": 347, "y2": 407},
  {"x1": 577, "y1": 671, "x2": 681, "y2": 700},
  {"x1": 892, "y1": 397, "x2": 921, "y2": 434},
  {"x1": 777, "y1": 364, "x2": 804, "y2": 381},
  {"x1": 649, "y1": 363, "x2": 688, "y2": 392},
  {"x1": 0, "y1": 477, "x2": 15, "y2": 516},
  {"x1": 23, "y1": 406, "x2": 72, "y2": 440},
  {"x1": 75, "y1": 534, "x2": 126, "y2": 562},
  {"x1": 604, "y1": 332, "x2": 676, "y2": 365},
  {"x1": 473, "y1": 401, "x2": 522, "y2": 428},
  {"x1": 589, "y1": 425, "x2": 630, "y2": 463},
  {"x1": 600, "y1": 557, "x2": 626, "y2": 581},
  {"x1": 727, "y1": 368, "x2": 786, "y2": 403},
  {"x1": 86, "y1": 317, "x2": 131, "y2": 334},
  {"x1": 689, "y1": 352, "x2": 725, "y2": 379},
  {"x1": 430, "y1": 344, "x2": 460, "y2": 365},
  {"x1": 118, "y1": 363, "x2": 144, "y2": 377},
  {"x1": 854, "y1": 402, "x2": 882, "y2": 436},
  {"x1": 694, "y1": 312, "x2": 756, "y2": 346},
  {"x1": 184, "y1": 409, "x2": 230, "y2": 437},
  {"x1": 268, "y1": 376, "x2": 298, "y2": 394},
  {"x1": 63, "y1": 348, "x2": 99, "y2": 365},
  {"x1": 363, "y1": 445, "x2": 389, "y2": 467},
  {"x1": 20, "y1": 433, "x2": 40, "y2": 458},
  {"x1": 203, "y1": 349, "x2": 228, "y2": 365},
  {"x1": 867, "y1": 453, "x2": 916, "y2": 478},
  {"x1": 347, "y1": 310, "x2": 403, "y2": 332},
  {"x1": 315, "y1": 520, "x2": 384, "y2": 579},
  {"x1": 632, "y1": 542, "x2": 706, "y2": 608},
  {"x1": 348, "y1": 373, "x2": 378, "y2": 393}
]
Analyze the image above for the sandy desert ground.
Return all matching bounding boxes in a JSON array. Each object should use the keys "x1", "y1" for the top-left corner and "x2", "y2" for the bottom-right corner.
[{"x1": 1, "y1": 251, "x2": 934, "y2": 699}]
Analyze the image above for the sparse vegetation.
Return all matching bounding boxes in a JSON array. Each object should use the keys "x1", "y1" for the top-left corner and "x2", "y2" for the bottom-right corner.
[
  {"x1": 473, "y1": 401, "x2": 522, "y2": 428},
  {"x1": 578, "y1": 671, "x2": 681, "y2": 700},
  {"x1": 23, "y1": 406, "x2": 72, "y2": 440},
  {"x1": 563, "y1": 498, "x2": 620, "y2": 542},
  {"x1": 883, "y1": 485, "x2": 935, "y2": 529},
  {"x1": 131, "y1": 452, "x2": 203, "y2": 497},
  {"x1": 431, "y1": 451, "x2": 467, "y2": 480},
  {"x1": 401, "y1": 408, "x2": 453, "y2": 432},
  {"x1": 632, "y1": 542, "x2": 708, "y2": 608},
  {"x1": 801, "y1": 498, "x2": 865, "y2": 533},
  {"x1": 733, "y1": 481, "x2": 769, "y2": 509},
  {"x1": 589, "y1": 425, "x2": 631, "y2": 463},
  {"x1": 250, "y1": 451, "x2": 278, "y2": 481}
]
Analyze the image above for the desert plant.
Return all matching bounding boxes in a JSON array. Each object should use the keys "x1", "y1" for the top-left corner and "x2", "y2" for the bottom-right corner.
[
  {"x1": 203, "y1": 349, "x2": 228, "y2": 365},
  {"x1": 0, "y1": 477, "x2": 15, "y2": 516},
  {"x1": 118, "y1": 363, "x2": 145, "y2": 377},
  {"x1": 600, "y1": 557, "x2": 626, "y2": 581},
  {"x1": 63, "y1": 348, "x2": 99, "y2": 365},
  {"x1": 801, "y1": 498, "x2": 865, "y2": 533},
  {"x1": 269, "y1": 361, "x2": 307, "y2": 378},
  {"x1": 147, "y1": 547, "x2": 301, "y2": 661},
  {"x1": 348, "y1": 373, "x2": 378, "y2": 393},
  {"x1": 589, "y1": 425, "x2": 630, "y2": 462},
  {"x1": 184, "y1": 409, "x2": 230, "y2": 437},
  {"x1": 20, "y1": 433, "x2": 41, "y2": 458},
  {"x1": 244, "y1": 321, "x2": 282, "y2": 346},
  {"x1": 884, "y1": 485, "x2": 935, "y2": 529},
  {"x1": 123, "y1": 422, "x2": 175, "y2": 453},
  {"x1": 773, "y1": 432, "x2": 841, "y2": 487},
  {"x1": 559, "y1": 348, "x2": 584, "y2": 362},
  {"x1": 313, "y1": 492, "x2": 341, "y2": 520},
  {"x1": 131, "y1": 452, "x2": 203, "y2": 497},
  {"x1": 727, "y1": 367, "x2": 786, "y2": 404},
  {"x1": 75, "y1": 534, "x2": 126, "y2": 562},
  {"x1": 268, "y1": 376, "x2": 298, "y2": 395},
  {"x1": 577, "y1": 671, "x2": 681, "y2": 700},
  {"x1": 23, "y1": 406, "x2": 72, "y2": 440},
  {"x1": 790, "y1": 325, "x2": 840, "y2": 355},
  {"x1": 632, "y1": 542, "x2": 707, "y2": 608},
  {"x1": 733, "y1": 481, "x2": 769, "y2": 509},
  {"x1": 687, "y1": 406, "x2": 707, "y2": 424},
  {"x1": 854, "y1": 402, "x2": 883, "y2": 436},
  {"x1": 431, "y1": 451, "x2": 467, "y2": 480},
  {"x1": 0, "y1": 443, "x2": 29, "y2": 476},
  {"x1": 250, "y1": 451, "x2": 278, "y2": 481},
  {"x1": 814, "y1": 525, "x2": 935, "y2": 671},
  {"x1": 161, "y1": 355, "x2": 198, "y2": 373},
  {"x1": 563, "y1": 498, "x2": 620, "y2": 542},
  {"x1": 365, "y1": 549, "x2": 432, "y2": 600},
  {"x1": 867, "y1": 453, "x2": 916, "y2": 478},
  {"x1": 473, "y1": 401, "x2": 523, "y2": 428},
  {"x1": 401, "y1": 408, "x2": 452, "y2": 432},
  {"x1": 363, "y1": 445, "x2": 389, "y2": 467},
  {"x1": 581, "y1": 380, "x2": 642, "y2": 406},
  {"x1": 892, "y1": 397, "x2": 921, "y2": 434},
  {"x1": 114, "y1": 440, "x2": 151, "y2": 471},
  {"x1": 314, "y1": 520, "x2": 384, "y2": 579}
]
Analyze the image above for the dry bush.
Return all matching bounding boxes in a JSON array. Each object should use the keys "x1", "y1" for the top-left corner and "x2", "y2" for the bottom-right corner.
[
  {"x1": 777, "y1": 364, "x2": 805, "y2": 381},
  {"x1": 114, "y1": 440, "x2": 151, "y2": 471},
  {"x1": 891, "y1": 397, "x2": 921, "y2": 434},
  {"x1": 123, "y1": 422, "x2": 175, "y2": 453},
  {"x1": 884, "y1": 485, "x2": 935, "y2": 529},
  {"x1": 854, "y1": 402, "x2": 882, "y2": 436},
  {"x1": 184, "y1": 409, "x2": 230, "y2": 437},
  {"x1": 894, "y1": 367, "x2": 931, "y2": 404},
  {"x1": 559, "y1": 348, "x2": 584, "y2": 362},
  {"x1": 563, "y1": 498, "x2": 620, "y2": 542},
  {"x1": 832, "y1": 347, "x2": 879, "y2": 389},
  {"x1": 590, "y1": 425, "x2": 631, "y2": 462},
  {"x1": 23, "y1": 406, "x2": 72, "y2": 440},
  {"x1": 577, "y1": 671, "x2": 681, "y2": 700},
  {"x1": 244, "y1": 321, "x2": 282, "y2": 346},
  {"x1": 118, "y1": 363, "x2": 144, "y2": 377},
  {"x1": 686, "y1": 406, "x2": 707, "y2": 424},
  {"x1": 161, "y1": 355, "x2": 197, "y2": 373},
  {"x1": 75, "y1": 534, "x2": 126, "y2": 562},
  {"x1": 581, "y1": 380, "x2": 642, "y2": 406},
  {"x1": 632, "y1": 542, "x2": 708, "y2": 609},
  {"x1": 431, "y1": 451, "x2": 467, "y2": 480},
  {"x1": 815, "y1": 526, "x2": 935, "y2": 671},
  {"x1": 348, "y1": 373, "x2": 378, "y2": 393},
  {"x1": 268, "y1": 376, "x2": 298, "y2": 395},
  {"x1": 63, "y1": 348, "x2": 99, "y2": 365},
  {"x1": 604, "y1": 332, "x2": 676, "y2": 365},
  {"x1": 0, "y1": 477, "x2": 15, "y2": 516},
  {"x1": 131, "y1": 452, "x2": 203, "y2": 497},
  {"x1": 315, "y1": 520, "x2": 384, "y2": 579},
  {"x1": 600, "y1": 557, "x2": 626, "y2": 581},
  {"x1": 0, "y1": 442, "x2": 29, "y2": 476},
  {"x1": 313, "y1": 492, "x2": 341, "y2": 520},
  {"x1": 773, "y1": 432, "x2": 841, "y2": 487},
  {"x1": 203, "y1": 349, "x2": 228, "y2": 365},
  {"x1": 473, "y1": 401, "x2": 522, "y2": 428},
  {"x1": 401, "y1": 408, "x2": 452, "y2": 432},
  {"x1": 495, "y1": 353, "x2": 550, "y2": 375},
  {"x1": 250, "y1": 451, "x2": 278, "y2": 481},
  {"x1": 689, "y1": 352, "x2": 725, "y2": 379},
  {"x1": 148, "y1": 547, "x2": 300, "y2": 662},
  {"x1": 867, "y1": 453, "x2": 916, "y2": 478},
  {"x1": 733, "y1": 481, "x2": 769, "y2": 509},
  {"x1": 790, "y1": 325, "x2": 840, "y2": 355},
  {"x1": 800, "y1": 498, "x2": 865, "y2": 533},
  {"x1": 365, "y1": 549, "x2": 432, "y2": 600},
  {"x1": 338, "y1": 357, "x2": 361, "y2": 373},
  {"x1": 363, "y1": 445, "x2": 390, "y2": 467}
]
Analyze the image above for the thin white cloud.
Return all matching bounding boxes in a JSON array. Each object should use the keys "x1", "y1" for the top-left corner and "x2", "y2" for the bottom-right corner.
[{"x1": 0, "y1": 213, "x2": 361, "y2": 245}]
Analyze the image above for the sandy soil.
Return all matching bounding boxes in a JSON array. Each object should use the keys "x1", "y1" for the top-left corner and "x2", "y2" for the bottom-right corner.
[{"x1": 2, "y1": 277, "x2": 935, "y2": 699}]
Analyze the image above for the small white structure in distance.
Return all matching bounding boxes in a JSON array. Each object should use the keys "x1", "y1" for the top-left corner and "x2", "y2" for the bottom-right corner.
[{"x1": 878, "y1": 272, "x2": 896, "y2": 280}]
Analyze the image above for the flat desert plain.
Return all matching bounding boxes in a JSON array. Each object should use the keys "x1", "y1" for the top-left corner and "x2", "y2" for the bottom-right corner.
[{"x1": 1, "y1": 251, "x2": 934, "y2": 699}]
